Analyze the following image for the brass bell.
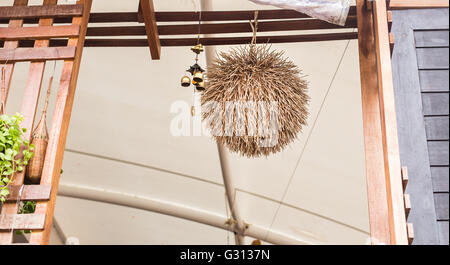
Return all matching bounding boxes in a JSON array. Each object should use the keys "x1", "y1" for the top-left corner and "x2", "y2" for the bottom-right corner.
[
  {"x1": 195, "y1": 81, "x2": 205, "y2": 91},
  {"x1": 191, "y1": 44, "x2": 204, "y2": 54},
  {"x1": 181, "y1": 75, "x2": 191, "y2": 87},
  {"x1": 193, "y1": 71, "x2": 204, "y2": 83}
]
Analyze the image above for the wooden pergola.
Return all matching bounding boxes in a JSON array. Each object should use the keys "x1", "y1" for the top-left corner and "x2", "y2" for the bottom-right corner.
[{"x1": 0, "y1": 0, "x2": 448, "y2": 245}]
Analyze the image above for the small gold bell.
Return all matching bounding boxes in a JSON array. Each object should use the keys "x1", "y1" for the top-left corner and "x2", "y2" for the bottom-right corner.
[
  {"x1": 191, "y1": 44, "x2": 204, "y2": 54},
  {"x1": 195, "y1": 81, "x2": 205, "y2": 91},
  {"x1": 193, "y1": 71, "x2": 204, "y2": 83},
  {"x1": 181, "y1": 75, "x2": 191, "y2": 87}
]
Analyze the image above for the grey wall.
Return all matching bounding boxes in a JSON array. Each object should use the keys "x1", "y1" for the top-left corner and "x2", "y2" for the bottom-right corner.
[{"x1": 392, "y1": 9, "x2": 449, "y2": 245}]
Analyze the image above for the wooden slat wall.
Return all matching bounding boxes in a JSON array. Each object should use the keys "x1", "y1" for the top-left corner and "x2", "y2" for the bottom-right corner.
[
  {"x1": 392, "y1": 8, "x2": 449, "y2": 245},
  {"x1": 416, "y1": 27, "x2": 450, "y2": 245}
]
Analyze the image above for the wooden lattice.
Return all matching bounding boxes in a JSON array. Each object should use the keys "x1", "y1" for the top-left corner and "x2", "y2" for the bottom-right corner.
[{"x1": 0, "y1": 0, "x2": 92, "y2": 245}]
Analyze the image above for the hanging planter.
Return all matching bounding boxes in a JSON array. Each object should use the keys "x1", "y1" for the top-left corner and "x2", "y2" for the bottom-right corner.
[
  {"x1": 0, "y1": 68, "x2": 34, "y2": 203},
  {"x1": 201, "y1": 12, "x2": 309, "y2": 157},
  {"x1": 25, "y1": 67, "x2": 54, "y2": 184}
]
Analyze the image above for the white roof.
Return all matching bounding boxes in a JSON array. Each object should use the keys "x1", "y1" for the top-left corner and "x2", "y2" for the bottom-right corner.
[{"x1": 8, "y1": 0, "x2": 368, "y2": 245}]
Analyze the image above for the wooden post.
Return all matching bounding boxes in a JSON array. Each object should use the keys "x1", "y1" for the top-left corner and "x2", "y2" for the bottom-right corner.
[
  {"x1": 356, "y1": 0, "x2": 391, "y2": 245},
  {"x1": 372, "y1": 0, "x2": 408, "y2": 245},
  {"x1": 28, "y1": 0, "x2": 92, "y2": 245}
]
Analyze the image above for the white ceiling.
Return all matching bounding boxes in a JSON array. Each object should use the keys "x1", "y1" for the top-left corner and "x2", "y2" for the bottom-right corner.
[{"x1": 6, "y1": 0, "x2": 369, "y2": 245}]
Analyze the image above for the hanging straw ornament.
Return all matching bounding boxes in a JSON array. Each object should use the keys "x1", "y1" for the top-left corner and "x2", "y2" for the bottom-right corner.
[
  {"x1": 201, "y1": 11, "x2": 309, "y2": 157},
  {"x1": 25, "y1": 64, "x2": 55, "y2": 184}
]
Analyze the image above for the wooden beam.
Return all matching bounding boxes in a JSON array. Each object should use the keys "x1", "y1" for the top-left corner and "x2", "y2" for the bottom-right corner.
[
  {"x1": 0, "y1": 47, "x2": 76, "y2": 62},
  {"x1": 0, "y1": 8, "x2": 358, "y2": 24},
  {"x1": 3, "y1": 32, "x2": 356, "y2": 48},
  {"x1": 86, "y1": 18, "x2": 356, "y2": 37},
  {"x1": 356, "y1": 0, "x2": 391, "y2": 245},
  {"x1": 0, "y1": 25, "x2": 80, "y2": 40},
  {"x1": 5, "y1": 185, "x2": 52, "y2": 202},
  {"x1": 0, "y1": 214, "x2": 46, "y2": 230},
  {"x1": 139, "y1": 0, "x2": 160, "y2": 60},
  {"x1": 373, "y1": 0, "x2": 408, "y2": 245},
  {"x1": 29, "y1": 0, "x2": 92, "y2": 245},
  {"x1": 0, "y1": 4, "x2": 83, "y2": 20},
  {"x1": 389, "y1": 0, "x2": 449, "y2": 9},
  {"x1": 155, "y1": 8, "x2": 357, "y2": 21}
]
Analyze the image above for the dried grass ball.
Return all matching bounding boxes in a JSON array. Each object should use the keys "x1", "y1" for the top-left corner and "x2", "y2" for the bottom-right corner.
[{"x1": 201, "y1": 44, "x2": 309, "y2": 157}]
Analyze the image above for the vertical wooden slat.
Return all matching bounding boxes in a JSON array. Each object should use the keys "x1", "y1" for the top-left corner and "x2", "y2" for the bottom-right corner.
[
  {"x1": 1, "y1": 0, "x2": 28, "y2": 106},
  {"x1": 29, "y1": 0, "x2": 92, "y2": 245},
  {"x1": 139, "y1": 0, "x2": 161, "y2": 60},
  {"x1": 356, "y1": 0, "x2": 391, "y2": 245},
  {"x1": 373, "y1": 0, "x2": 408, "y2": 245},
  {"x1": 0, "y1": 0, "x2": 29, "y2": 245}
]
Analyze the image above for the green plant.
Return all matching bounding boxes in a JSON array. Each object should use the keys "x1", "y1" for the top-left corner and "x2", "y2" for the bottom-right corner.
[
  {"x1": 16, "y1": 201, "x2": 36, "y2": 235},
  {"x1": 0, "y1": 113, "x2": 34, "y2": 203}
]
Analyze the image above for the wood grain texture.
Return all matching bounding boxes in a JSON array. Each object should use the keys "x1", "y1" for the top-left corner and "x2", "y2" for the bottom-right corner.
[
  {"x1": 425, "y1": 116, "x2": 449, "y2": 140},
  {"x1": 416, "y1": 48, "x2": 449, "y2": 69},
  {"x1": 0, "y1": 9, "x2": 358, "y2": 24},
  {"x1": 373, "y1": 0, "x2": 408, "y2": 245},
  {"x1": 86, "y1": 18, "x2": 356, "y2": 37},
  {"x1": 29, "y1": 0, "x2": 92, "y2": 245},
  {"x1": 0, "y1": 214, "x2": 45, "y2": 230},
  {"x1": 404, "y1": 194, "x2": 412, "y2": 218},
  {"x1": 392, "y1": 8, "x2": 448, "y2": 245},
  {"x1": 428, "y1": 141, "x2": 449, "y2": 166},
  {"x1": 434, "y1": 193, "x2": 449, "y2": 220},
  {"x1": 0, "y1": 47, "x2": 76, "y2": 62},
  {"x1": 419, "y1": 70, "x2": 449, "y2": 92},
  {"x1": 0, "y1": 0, "x2": 29, "y2": 246},
  {"x1": 356, "y1": 0, "x2": 391, "y2": 245},
  {"x1": 0, "y1": 25, "x2": 80, "y2": 40},
  {"x1": 422, "y1": 93, "x2": 449, "y2": 116},
  {"x1": 0, "y1": 4, "x2": 82, "y2": 20},
  {"x1": 431, "y1": 167, "x2": 449, "y2": 192},
  {"x1": 389, "y1": 0, "x2": 449, "y2": 9},
  {"x1": 437, "y1": 221, "x2": 449, "y2": 244},
  {"x1": 4, "y1": 185, "x2": 52, "y2": 201},
  {"x1": 139, "y1": 0, "x2": 160, "y2": 60},
  {"x1": 415, "y1": 30, "x2": 449, "y2": 47}
]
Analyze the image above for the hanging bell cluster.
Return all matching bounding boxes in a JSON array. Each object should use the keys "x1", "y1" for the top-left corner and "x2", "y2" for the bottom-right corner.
[{"x1": 180, "y1": 44, "x2": 206, "y2": 91}]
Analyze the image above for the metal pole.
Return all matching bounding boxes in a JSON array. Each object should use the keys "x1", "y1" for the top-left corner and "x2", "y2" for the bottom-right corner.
[
  {"x1": 58, "y1": 183, "x2": 318, "y2": 245},
  {"x1": 200, "y1": 0, "x2": 247, "y2": 245}
]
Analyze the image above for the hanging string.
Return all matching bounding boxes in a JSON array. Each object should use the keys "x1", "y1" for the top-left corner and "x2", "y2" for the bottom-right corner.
[
  {"x1": 249, "y1": 11, "x2": 259, "y2": 46},
  {"x1": 191, "y1": 0, "x2": 202, "y2": 117},
  {"x1": 41, "y1": 61, "x2": 57, "y2": 119}
]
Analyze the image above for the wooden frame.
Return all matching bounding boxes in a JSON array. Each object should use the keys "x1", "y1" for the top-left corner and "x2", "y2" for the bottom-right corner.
[
  {"x1": 0, "y1": 0, "x2": 447, "y2": 245},
  {"x1": 0, "y1": 0, "x2": 92, "y2": 245},
  {"x1": 389, "y1": 0, "x2": 449, "y2": 9}
]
